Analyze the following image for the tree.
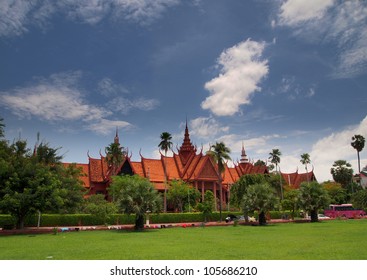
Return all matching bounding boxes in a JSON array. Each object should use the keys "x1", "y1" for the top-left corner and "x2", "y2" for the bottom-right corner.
[
  {"x1": 269, "y1": 148, "x2": 283, "y2": 200},
  {"x1": 300, "y1": 153, "x2": 311, "y2": 182},
  {"x1": 197, "y1": 190, "x2": 215, "y2": 222},
  {"x1": 0, "y1": 117, "x2": 5, "y2": 138},
  {"x1": 207, "y1": 142, "x2": 231, "y2": 222},
  {"x1": 330, "y1": 160, "x2": 354, "y2": 190},
  {"x1": 242, "y1": 183, "x2": 278, "y2": 225},
  {"x1": 230, "y1": 174, "x2": 267, "y2": 219},
  {"x1": 167, "y1": 180, "x2": 200, "y2": 212},
  {"x1": 0, "y1": 125, "x2": 85, "y2": 229},
  {"x1": 351, "y1": 190, "x2": 367, "y2": 211},
  {"x1": 158, "y1": 131, "x2": 173, "y2": 213},
  {"x1": 298, "y1": 181, "x2": 330, "y2": 222},
  {"x1": 351, "y1": 134, "x2": 365, "y2": 174},
  {"x1": 109, "y1": 175, "x2": 162, "y2": 230},
  {"x1": 82, "y1": 194, "x2": 117, "y2": 225},
  {"x1": 281, "y1": 189, "x2": 300, "y2": 220},
  {"x1": 105, "y1": 136, "x2": 125, "y2": 177},
  {"x1": 322, "y1": 181, "x2": 348, "y2": 205}
]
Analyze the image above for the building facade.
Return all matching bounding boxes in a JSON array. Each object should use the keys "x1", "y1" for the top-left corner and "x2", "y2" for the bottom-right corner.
[{"x1": 65, "y1": 123, "x2": 316, "y2": 209}]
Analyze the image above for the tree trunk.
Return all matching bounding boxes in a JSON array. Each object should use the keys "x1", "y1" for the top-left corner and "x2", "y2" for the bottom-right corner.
[
  {"x1": 16, "y1": 215, "x2": 26, "y2": 230},
  {"x1": 135, "y1": 214, "x2": 145, "y2": 231},
  {"x1": 259, "y1": 211, "x2": 267, "y2": 226},
  {"x1": 310, "y1": 209, "x2": 318, "y2": 222}
]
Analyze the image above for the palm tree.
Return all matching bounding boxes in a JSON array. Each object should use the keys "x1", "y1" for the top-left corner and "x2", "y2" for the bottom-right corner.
[
  {"x1": 158, "y1": 132, "x2": 173, "y2": 212},
  {"x1": 351, "y1": 134, "x2": 365, "y2": 174},
  {"x1": 300, "y1": 153, "x2": 311, "y2": 182},
  {"x1": 208, "y1": 142, "x2": 231, "y2": 222},
  {"x1": 269, "y1": 148, "x2": 283, "y2": 199}
]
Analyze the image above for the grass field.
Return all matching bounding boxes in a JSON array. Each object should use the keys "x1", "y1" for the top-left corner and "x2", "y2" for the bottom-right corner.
[{"x1": 1, "y1": 219, "x2": 366, "y2": 260}]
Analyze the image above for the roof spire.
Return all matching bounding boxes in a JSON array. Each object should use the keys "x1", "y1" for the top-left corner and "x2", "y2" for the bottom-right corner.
[
  {"x1": 114, "y1": 127, "x2": 120, "y2": 145},
  {"x1": 240, "y1": 141, "x2": 249, "y2": 163}
]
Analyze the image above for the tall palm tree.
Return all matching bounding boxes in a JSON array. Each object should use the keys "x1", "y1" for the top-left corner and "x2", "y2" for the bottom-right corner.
[
  {"x1": 351, "y1": 134, "x2": 365, "y2": 174},
  {"x1": 158, "y1": 132, "x2": 173, "y2": 212},
  {"x1": 208, "y1": 141, "x2": 231, "y2": 222},
  {"x1": 269, "y1": 148, "x2": 283, "y2": 199},
  {"x1": 300, "y1": 153, "x2": 311, "y2": 183}
]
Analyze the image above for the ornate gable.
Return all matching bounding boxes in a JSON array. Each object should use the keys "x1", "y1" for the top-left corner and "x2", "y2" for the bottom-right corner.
[{"x1": 194, "y1": 156, "x2": 219, "y2": 180}]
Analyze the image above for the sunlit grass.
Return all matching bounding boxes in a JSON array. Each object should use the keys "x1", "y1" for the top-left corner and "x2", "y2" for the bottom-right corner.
[{"x1": 1, "y1": 219, "x2": 366, "y2": 260}]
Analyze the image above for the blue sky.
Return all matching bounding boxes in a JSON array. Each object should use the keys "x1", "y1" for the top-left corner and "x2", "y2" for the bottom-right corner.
[{"x1": 1, "y1": 0, "x2": 366, "y2": 182}]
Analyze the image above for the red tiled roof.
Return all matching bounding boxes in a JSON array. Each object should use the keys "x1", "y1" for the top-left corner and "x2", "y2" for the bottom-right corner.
[
  {"x1": 163, "y1": 156, "x2": 180, "y2": 180},
  {"x1": 89, "y1": 157, "x2": 106, "y2": 182},
  {"x1": 63, "y1": 163, "x2": 90, "y2": 188},
  {"x1": 281, "y1": 171, "x2": 316, "y2": 188},
  {"x1": 141, "y1": 158, "x2": 165, "y2": 182}
]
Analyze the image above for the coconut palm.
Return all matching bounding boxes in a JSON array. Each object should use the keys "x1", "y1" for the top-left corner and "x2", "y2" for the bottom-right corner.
[
  {"x1": 158, "y1": 132, "x2": 173, "y2": 212},
  {"x1": 300, "y1": 153, "x2": 311, "y2": 182},
  {"x1": 207, "y1": 142, "x2": 231, "y2": 222},
  {"x1": 269, "y1": 148, "x2": 283, "y2": 199},
  {"x1": 351, "y1": 134, "x2": 365, "y2": 174}
]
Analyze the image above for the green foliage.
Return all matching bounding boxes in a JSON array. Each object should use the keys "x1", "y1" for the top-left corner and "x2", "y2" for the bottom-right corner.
[
  {"x1": 242, "y1": 183, "x2": 278, "y2": 225},
  {"x1": 82, "y1": 194, "x2": 117, "y2": 225},
  {"x1": 351, "y1": 190, "x2": 367, "y2": 211},
  {"x1": 197, "y1": 191, "x2": 215, "y2": 222},
  {"x1": 158, "y1": 132, "x2": 173, "y2": 155},
  {"x1": 230, "y1": 174, "x2": 267, "y2": 208},
  {"x1": 109, "y1": 175, "x2": 162, "y2": 230},
  {"x1": 298, "y1": 181, "x2": 330, "y2": 222},
  {"x1": 322, "y1": 181, "x2": 349, "y2": 204},
  {"x1": 0, "y1": 128, "x2": 85, "y2": 229},
  {"x1": 105, "y1": 141, "x2": 125, "y2": 176},
  {"x1": 281, "y1": 189, "x2": 300, "y2": 219},
  {"x1": 330, "y1": 160, "x2": 353, "y2": 189},
  {"x1": 167, "y1": 180, "x2": 200, "y2": 212}
]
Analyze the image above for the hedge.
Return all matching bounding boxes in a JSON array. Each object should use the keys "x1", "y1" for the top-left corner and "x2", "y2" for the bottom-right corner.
[{"x1": 0, "y1": 211, "x2": 301, "y2": 228}]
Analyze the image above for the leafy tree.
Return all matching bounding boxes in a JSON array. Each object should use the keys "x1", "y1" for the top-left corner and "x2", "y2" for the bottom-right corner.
[
  {"x1": 82, "y1": 194, "x2": 117, "y2": 225},
  {"x1": 351, "y1": 190, "x2": 367, "y2": 211},
  {"x1": 0, "y1": 126, "x2": 85, "y2": 228},
  {"x1": 158, "y1": 131, "x2": 173, "y2": 213},
  {"x1": 105, "y1": 141, "x2": 125, "y2": 177},
  {"x1": 281, "y1": 189, "x2": 300, "y2": 219},
  {"x1": 330, "y1": 160, "x2": 353, "y2": 190},
  {"x1": 300, "y1": 153, "x2": 311, "y2": 182},
  {"x1": 109, "y1": 175, "x2": 162, "y2": 230},
  {"x1": 298, "y1": 181, "x2": 330, "y2": 222},
  {"x1": 351, "y1": 134, "x2": 365, "y2": 174},
  {"x1": 254, "y1": 159, "x2": 266, "y2": 166},
  {"x1": 207, "y1": 142, "x2": 231, "y2": 222},
  {"x1": 322, "y1": 181, "x2": 348, "y2": 204},
  {"x1": 167, "y1": 180, "x2": 200, "y2": 212},
  {"x1": 269, "y1": 148, "x2": 283, "y2": 200},
  {"x1": 230, "y1": 174, "x2": 267, "y2": 219},
  {"x1": 197, "y1": 190, "x2": 215, "y2": 222},
  {"x1": 242, "y1": 183, "x2": 278, "y2": 225}
]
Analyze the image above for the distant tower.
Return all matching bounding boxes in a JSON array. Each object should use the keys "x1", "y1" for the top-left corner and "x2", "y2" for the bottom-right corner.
[
  {"x1": 240, "y1": 142, "x2": 249, "y2": 164},
  {"x1": 114, "y1": 127, "x2": 120, "y2": 145}
]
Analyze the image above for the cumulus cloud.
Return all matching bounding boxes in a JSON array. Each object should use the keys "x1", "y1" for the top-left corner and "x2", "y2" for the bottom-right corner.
[
  {"x1": 189, "y1": 116, "x2": 229, "y2": 139},
  {"x1": 98, "y1": 78, "x2": 129, "y2": 97},
  {"x1": 278, "y1": 0, "x2": 334, "y2": 26},
  {"x1": 0, "y1": 0, "x2": 180, "y2": 37},
  {"x1": 276, "y1": 0, "x2": 367, "y2": 78},
  {"x1": 201, "y1": 39, "x2": 269, "y2": 116},
  {"x1": 310, "y1": 116, "x2": 367, "y2": 182},
  {"x1": 0, "y1": 71, "x2": 135, "y2": 135},
  {"x1": 0, "y1": 72, "x2": 108, "y2": 122}
]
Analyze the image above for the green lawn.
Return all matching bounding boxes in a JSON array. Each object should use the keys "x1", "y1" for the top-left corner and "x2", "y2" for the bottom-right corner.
[{"x1": 1, "y1": 219, "x2": 366, "y2": 260}]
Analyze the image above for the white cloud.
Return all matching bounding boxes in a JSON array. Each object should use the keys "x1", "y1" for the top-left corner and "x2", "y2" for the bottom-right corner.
[
  {"x1": 201, "y1": 39, "x2": 269, "y2": 116},
  {"x1": 278, "y1": 0, "x2": 334, "y2": 26},
  {"x1": 107, "y1": 96, "x2": 159, "y2": 115},
  {"x1": 0, "y1": 0, "x2": 54, "y2": 37},
  {"x1": 98, "y1": 78, "x2": 129, "y2": 96},
  {"x1": 309, "y1": 116, "x2": 367, "y2": 182},
  {"x1": 277, "y1": 0, "x2": 367, "y2": 78},
  {"x1": 189, "y1": 116, "x2": 229, "y2": 139},
  {"x1": 0, "y1": 72, "x2": 108, "y2": 122},
  {"x1": 0, "y1": 0, "x2": 180, "y2": 37},
  {"x1": 85, "y1": 118, "x2": 132, "y2": 135}
]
